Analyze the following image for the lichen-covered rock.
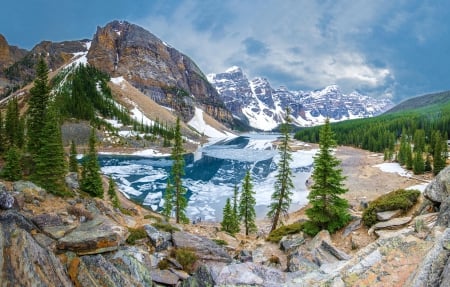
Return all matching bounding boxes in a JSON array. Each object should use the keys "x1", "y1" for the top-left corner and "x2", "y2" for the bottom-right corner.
[
  {"x1": 65, "y1": 172, "x2": 80, "y2": 191},
  {"x1": 424, "y1": 166, "x2": 450, "y2": 203},
  {"x1": 144, "y1": 224, "x2": 172, "y2": 251},
  {"x1": 172, "y1": 231, "x2": 232, "y2": 263},
  {"x1": 181, "y1": 264, "x2": 215, "y2": 287},
  {"x1": 376, "y1": 209, "x2": 402, "y2": 221},
  {"x1": 107, "y1": 246, "x2": 153, "y2": 286},
  {"x1": 57, "y1": 216, "x2": 127, "y2": 255},
  {"x1": 214, "y1": 262, "x2": 286, "y2": 287},
  {"x1": 150, "y1": 269, "x2": 180, "y2": 286},
  {"x1": 0, "y1": 210, "x2": 73, "y2": 286},
  {"x1": 280, "y1": 232, "x2": 305, "y2": 252},
  {"x1": 368, "y1": 216, "x2": 412, "y2": 235},
  {"x1": 0, "y1": 191, "x2": 14, "y2": 210},
  {"x1": 286, "y1": 251, "x2": 319, "y2": 273}
]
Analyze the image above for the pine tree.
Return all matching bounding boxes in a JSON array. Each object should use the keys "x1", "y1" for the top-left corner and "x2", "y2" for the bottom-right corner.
[
  {"x1": 171, "y1": 117, "x2": 188, "y2": 223},
  {"x1": 230, "y1": 184, "x2": 240, "y2": 234},
  {"x1": 433, "y1": 131, "x2": 446, "y2": 175},
  {"x1": 413, "y1": 150, "x2": 425, "y2": 175},
  {"x1": 267, "y1": 108, "x2": 294, "y2": 232},
  {"x1": 32, "y1": 105, "x2": 68, "y2": 195},
  {"x1": 5, "y1": 97, "x2": 24, "y2": 148},
  {"x1": 239, "y1": 170, "x2": 257, "y2": 236},
  {"x1": 1, "y1": 146, "x2": 22, "y2": 181},
  {"x1": 80, "y1": 129, "x2": 103, "y2": 197},
  {"x1": 413, "y1": 129, "x2": 426, "y2": 152},
  {"x1": 162, "y1": 178, "x2": 174, "y2": 218},
  {"x1": 425, "y1": 153, "x2": 432, "y2": 172},
  {"x1": 221, "y1": 198, "x2": 235, "y2": 233},
  {"x1": 108, "y1": 176, "x2": 120, "y2": 208},
  {"x1": 305, "y1": 119, "x2": 351, "y2": 235},
  {"x1": 69, "y1": 140, "x2": 79, "y2": 172},
  {"x1": 406, "y1": 144, "x2": 413, "y2": 170},
  {"x1": 27, "y1": 57, "x2": 50, "y2": 156}
]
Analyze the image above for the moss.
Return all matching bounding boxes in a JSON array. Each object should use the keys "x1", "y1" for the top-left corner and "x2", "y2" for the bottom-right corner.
[
  {"x1": 152, "y1": 222, "x2": 180, "y2": 233},
  {"x1": 362, "y1": 189, "x2": 421, "y2": 227},
  {"x1": 157, "y1": 258, "x2": 170, "y2": 270},
  {"x1": 267, "y1": 222, "x2": 304, "y2": 243},
  {"x1": 174, "y1": 248, "x2": 197, "y2": 273},
  {"x1": 144, "y1": 214, "x2": 162, "y2": 222},
  {"x1": 126, "y1": 227, "x2": 147, "y2": 245},
  {"x1": 212, "y1": 239, "x2": 227, "y2": 246}
]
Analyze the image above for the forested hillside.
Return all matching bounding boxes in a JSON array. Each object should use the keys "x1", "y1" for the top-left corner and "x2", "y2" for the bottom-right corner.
[{"x1": 295, "y1": 92, "x2": 450, "y2": 175}]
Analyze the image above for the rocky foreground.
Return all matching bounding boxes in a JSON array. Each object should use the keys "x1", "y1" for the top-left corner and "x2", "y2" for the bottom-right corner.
[{"x1": 0, "y1": 166, "x2": 449, "y2": 286}]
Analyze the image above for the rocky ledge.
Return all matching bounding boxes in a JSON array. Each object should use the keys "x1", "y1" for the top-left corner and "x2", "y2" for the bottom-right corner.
[{"x1": 0, "y1": 166, "x2": 449, "y2": 286}]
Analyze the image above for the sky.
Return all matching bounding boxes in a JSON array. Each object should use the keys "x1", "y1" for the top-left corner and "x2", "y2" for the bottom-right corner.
[{"x1": 1, "y1": 0, "x2": 450, "y2": 102}]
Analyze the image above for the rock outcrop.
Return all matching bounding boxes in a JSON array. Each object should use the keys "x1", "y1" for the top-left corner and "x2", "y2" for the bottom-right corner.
[
  {"x1": 88, "y1": 20, "x2": 234, "y2": 125},
  {"x1": 424, "y1": 166, "x2": 450, "y2": 226}
]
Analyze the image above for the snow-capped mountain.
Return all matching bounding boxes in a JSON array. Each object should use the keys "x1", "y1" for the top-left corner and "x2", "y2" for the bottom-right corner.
[{"x1": 208, "y1": 66, "x2": 394, "y2": 131}]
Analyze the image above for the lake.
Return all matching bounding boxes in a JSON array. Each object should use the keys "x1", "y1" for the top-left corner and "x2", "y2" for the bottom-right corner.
[{"x1": 99, "y1": 134, "x2": 316, "y2": 221}]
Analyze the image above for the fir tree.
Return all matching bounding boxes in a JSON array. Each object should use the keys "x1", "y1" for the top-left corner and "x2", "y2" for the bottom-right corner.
[
  {"x1": 171, "y1": 117, "x2": 188, "y2": 223},
  {"x1": 108, "y1": 176, "x2": 120, "y2": 208},
  {"x1": 0, "y1": 110, "x2": 5, "y2": 153},
  {"x1": 425, "y1": 153, "x2": 432, "y2": 172},
  {"x1": 267, "y1": 108, "x2": 294, "y2": 232},
  {"x1": 69, "y1": 140, "x2": 79, "y2": 173},
  {"x1": 239, "y1": 170, "x2": 257, "y2": 236},
  {"x1": 27, "y1": 57, "x2": 50, "y2": 156},
  {"x1": 305, "y1": 119, "x2": 351, "y2": 235},
  {"x1": 406, "y1": 144, "x2": 413, "y2": 170},
  {"x1": 433, "y1": 131, "x2": 446, "y2": 175},
  {"x1": 1, "y1": 146, "x2": 22, "y2": 181},
  {"x1": 80, "y1": 129, "x2": 103, "y2": 198},
  {"x1": 162, "y1": 178, "x2": 174, "y2": 219},
  {"x1": 5, "y1": 97, "x2": 24, "y2": 148},
  {"x1": 32, "y1": 105, "x2": 68, "y2": 195},
  {"x1": 221, "y1": 198, "x2": 235, "y2": 233},
  {"x1": 230, "y1": 184, "x2": 240, "y2": 234},
  {"x1": 413, "y1": 150, "x2": 425, "y2": 175}
]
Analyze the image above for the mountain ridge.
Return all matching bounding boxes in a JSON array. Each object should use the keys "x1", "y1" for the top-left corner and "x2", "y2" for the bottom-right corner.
[{"x1": 208, "y1": 66, "x2": 394, "y2": 131}]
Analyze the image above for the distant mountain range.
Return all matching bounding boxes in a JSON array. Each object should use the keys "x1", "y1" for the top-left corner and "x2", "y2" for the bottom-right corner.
[{"x1": 208, "y1": 66, "x2": 394, "y2": 131}]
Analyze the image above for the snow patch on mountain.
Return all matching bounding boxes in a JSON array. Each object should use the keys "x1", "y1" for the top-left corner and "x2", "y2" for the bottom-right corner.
[{"x1": 188, "y1": 107, "x2": 231, "y2": 138}]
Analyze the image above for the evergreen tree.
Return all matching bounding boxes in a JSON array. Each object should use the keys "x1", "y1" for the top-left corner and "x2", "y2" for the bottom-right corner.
[
  {"x1": 80, "y1": 129, "x2": 103, "y2": 197},
  {"x1": 406, "y1": 144, "x2": 413, "y2": 170},
  {"x1": 5, "y1": 97, "x2": 24, "y2": 148},
  {"x1": 397, "y1": 131, "x2": 409, "y2": 165},
  {"x1": 425, "y1": 153, "x2": 432, "y2": 172},
  {"x1": 32, "y1": 105, "x2": 68, "y2": 195},
  {"x1": 239, "y1": 170, "x2": 257, "y2": 236},
  {"x1": 171, "y1": 117, "x2": 188, "y2": 223},
  {"x1": 413, "y1": 150, "x2": 425, "y2": 175},
  {"x1": 1, "y1": 146, "x2": 22, "y2": 181},
  {"x1": 305, "y1": 119, "x2": 351, "y2": 235},
  {"x1": 27, "y1": 58, "x2": 50, "y2": 156},
  {"x1": 230, "y1": 184, "x2": 240, "y2": 234},
  {"x1": 162, "y1": 178, "x2": 174, "y2": 219},
  {"x1": 267, "y1": 108, "x2": 294, "y2": 232},
  {"x1": 413, "y1": 129, "x2": 426, "y2": 152},
  {"x1": 108, "y1": 176, "x2": 120, "y2": 208},
  {"x1": 221, "y1": 198, "x2": 235, "y2": 233},
  {"x1": 0, "y1": 110, "x2": 5, "y2": 153},
  {"x1": 69, "y1": 140, "x2": 79, "y2": 172},
  {"x1": 433, "y1": 131, "x2": 446, "y2": 175}
]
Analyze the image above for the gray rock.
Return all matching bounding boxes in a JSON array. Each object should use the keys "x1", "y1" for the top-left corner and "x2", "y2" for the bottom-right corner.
[
  {"x1": 343, "y1": 218, "x2": 362, "y2": 237},
  {"x1": 408, "y1": 228, "x2": 450, "y2": 287},
  {"x1": 0, "y1": 191, "x2": 14, "y2": 210},
  {"x1": 320, "y1": 240, "x2": 351, "y2": 260},
  {"x1": 13, "y1": 180, "x2": 45, "y2": 193},
  {"x1": 65, "y1": 172, "x2": 79, "y2": 190},
  {"x1": 150, "y1": 269, "x2": 179, "y2": 286},
  {"x1": 181, "y1": 265, "x2": 215, "y2": 287},
  {"x1": 107, "y1": 247, "x2": 153, "y2": 287},
  {"x1": 57, "y1": 216, "x2": 127, "y2": 255},
  {"x1": 376, "y1": 209, "x2": 402, "y2": 221},
  {"x1": 368, "y1": 216, "x2": 412, "y2": 235},
  {"x1": 280, "y1": 232, "x2": 305, "y2": 252},
  {"x1": 144, "y1": 224, "x2": 172, "y2": 251},
  {"x1": 0, "y1": 210, "x2": 73, "y2": 286},
  {"x1": 237, "y1": 249, "x2": 253, "y2": 262},
  {"x1": 348, "y1": 249, "x2": 382, "y2": 275},
  {"x1": 424, "y1": 165, "x2": 450, "y2": 203},
  {"x1": 172, "y1": 231, "x2": 232, "y2": 263},
  {"x1": 32, "y1": 213, "x2": 63, "y2": 228},
  {"x1": 440, "y1": 255, "x2": 450, "y2": 287},
  {"x1": 170, "y1": 268, "x2": 190, "y2": 280},
  {"x1": 215, "y1": 262, "x2": 286, "y2": 287},
  {"x1": 286, "y1": 251, "x2": 319, "y2": 273},
  {"x1": 0, "y1": 182, "x2": 7, "y2": 192}
]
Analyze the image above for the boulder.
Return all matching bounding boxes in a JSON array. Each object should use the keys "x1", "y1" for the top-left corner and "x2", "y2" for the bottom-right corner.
[
  {"x1": 376, "y1": 209, "x2": 402, "y2": 221},
  {"x1": 280, "y1": 232, "x2": 305, "y2": 252},
  {"x1": 144, "y1": 224, "x2": 172, "y2": 251},
  {"x1": 107, "y1": 246, "x2": 153, "y2": 287},
  {"x1": 32, "y1": 213, "x2": 64, "y2": 228},
  {"x1": 342, "y1": 218, "x2": 362, "y2": 237},
  {"x1": 286, "y1": 251, "x2": 319, "y2": 273},
  {"x1": 0, "y1": 210, "x2": 73, "y2": 286},
  {"x1": 424, "y1": 165, "x2": 450, "y2": 203},
  {"x1": 320, "y1": 240, "x2": 351, "y2": 261},
  {"x1": 236, "y1": 249, "x2": 253, "y2": 262},
  {"x1": 57, "y1": 216, "x2": 127, "y2": 255},
  {"x1": 0, "y1": 191, "x2": 14, "y2": 210},
  {"x1": 368, "y1": 216, "x2": 412, "y2": 235},
  {"x1": 65, "y1": 172, "x2": 80, "y2": 190},
  {"x1": 13, "y1": 180, "x2": 45, "y2": 194},
  {"x1": 181, "y1": 264, "x2": 215, "y2": 287},
  {"x1": 172, "y1": 231, "x2": 232, "y2": 263},
  {"x1": 150, "y1": 269, "x2": 179, "y2": 286},
  {"x1": 214, "y1": 262, "x2": 286, "y2": 287}
]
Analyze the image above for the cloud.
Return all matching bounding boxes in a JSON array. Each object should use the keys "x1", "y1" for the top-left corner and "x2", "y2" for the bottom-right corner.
[{"x1": 136, "y1": 0, "x2": 445, "y2": 100}]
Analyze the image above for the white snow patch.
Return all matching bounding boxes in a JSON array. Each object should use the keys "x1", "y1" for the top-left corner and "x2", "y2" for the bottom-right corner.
[
  {"x1": 130, "y1": 107, "x2": 154, "y2": 126},
  {"x1": 373, "y1": 163, "x2": 412, "y2": 177},
  {"x1": 111, "y1": 76, "x2": 125, "y2": 85},
  {"x1": 406, "y1": 183, "x2": 429, "y2": 192},
  {"x1": 188, "y1": 107, "x2": 231, "y2": 138},
  {"x1": 131, "y1": 149, "x2": 170, "y2": 157}
]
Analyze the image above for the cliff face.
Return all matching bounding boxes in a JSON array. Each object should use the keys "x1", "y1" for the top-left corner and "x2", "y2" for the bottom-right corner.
[
  {"x1": 0, "y1": 34, "x2": 27, "y2": 72},
  {"x1": 87, "y1": 21, "x2": 233, "y2": 124}
]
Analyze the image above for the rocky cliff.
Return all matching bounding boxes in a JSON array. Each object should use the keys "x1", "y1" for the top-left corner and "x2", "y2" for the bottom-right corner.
[
  {"x1": 87, "y1": 20, "x2": 233, "y2": 125},
  {"x1": 0, "y1": 34, "x2": 28, "y2": 95}
]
